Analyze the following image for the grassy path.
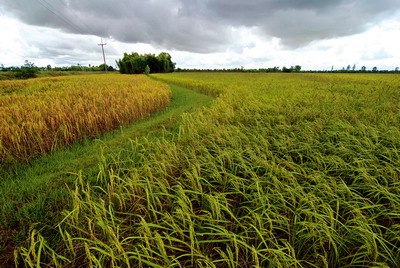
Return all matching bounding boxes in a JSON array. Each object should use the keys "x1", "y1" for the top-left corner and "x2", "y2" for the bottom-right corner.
[{"x1": 0, "y1": 84, "x2": 212, "y2": 264}]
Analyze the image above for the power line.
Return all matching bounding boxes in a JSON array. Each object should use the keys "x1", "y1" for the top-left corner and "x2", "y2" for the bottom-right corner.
[
  {"x1": 34, "y1": 0, "x2": 84, "y2": 34},
  {"x1": 51, "y1": 0, "x2": 94, "y2": 33},
  {"x1": 40, "y1": 0, "x2": 76, "y2": 25},
  {"x1": 34, "y1": 0, "x2": 112, "y2": 68}
]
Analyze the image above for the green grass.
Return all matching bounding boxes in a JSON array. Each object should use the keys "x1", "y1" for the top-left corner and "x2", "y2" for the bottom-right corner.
[
  {"x1": 0, "y1": 72, "x2": 15, "y2": 80},
  {"x1": 6, "y1": 73, "x2": 400, "y2": 267},
  {"x1": 0, "y1": 83, "x2": 212, "y2": 264}
]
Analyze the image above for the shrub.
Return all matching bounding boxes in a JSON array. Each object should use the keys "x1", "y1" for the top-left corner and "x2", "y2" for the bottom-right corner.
[
  {"x1": 14, "y1": 61, "x2": 39, "y2": 79},
  {"x1": 144, "y1": 65, "x2": 150, "y2": 75}
]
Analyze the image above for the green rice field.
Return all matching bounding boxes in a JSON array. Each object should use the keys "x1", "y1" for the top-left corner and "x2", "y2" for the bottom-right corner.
[{"x1": 2, "y1": 73, "x2": 399, "y2": 267}]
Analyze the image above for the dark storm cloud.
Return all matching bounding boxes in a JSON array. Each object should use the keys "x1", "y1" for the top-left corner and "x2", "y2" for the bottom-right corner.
[
  {"x1": 200, "y1": 0, "x2": 400, "y2": 47},
  {"x1": 1, "y1": 0, "x2": 399, "y2": 52}
]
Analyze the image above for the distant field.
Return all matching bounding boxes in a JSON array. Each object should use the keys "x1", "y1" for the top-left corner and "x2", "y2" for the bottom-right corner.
[
  {"x1": 0, "y1": 74, "x2": 171, "y2": 165},
  {"x1": 0, "y1": 70, "x2": 96, "y2": 80},
  {"x1": 14, "y1": 73, "x2": 400, "y2": 267}
]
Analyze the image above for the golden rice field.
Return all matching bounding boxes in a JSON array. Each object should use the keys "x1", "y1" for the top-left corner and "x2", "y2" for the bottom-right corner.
[{"x1": 0, "y1": 74, "x2": 171, "y2": 164}]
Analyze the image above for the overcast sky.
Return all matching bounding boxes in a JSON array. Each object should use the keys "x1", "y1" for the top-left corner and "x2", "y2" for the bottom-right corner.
[{"x1": 1, "y1": 0, "x2": 399, "y2": 70}]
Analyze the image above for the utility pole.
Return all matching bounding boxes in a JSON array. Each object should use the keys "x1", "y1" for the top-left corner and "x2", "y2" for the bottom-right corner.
[{"x1": 98, "y1": 38, "x2": 107, "y2": 72}]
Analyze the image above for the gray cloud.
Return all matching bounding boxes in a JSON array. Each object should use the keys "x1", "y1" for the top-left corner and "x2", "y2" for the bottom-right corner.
[
  {"x1": 202, "y1": 0, "x2": 400, "y2": 47},
  {"x1": 1, "y1": 0, "x2": 399, "y2": 52}
]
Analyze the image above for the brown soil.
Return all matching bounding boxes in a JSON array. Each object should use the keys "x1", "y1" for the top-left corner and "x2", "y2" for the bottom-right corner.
[{"x1": 0, "y1": 229, "x2": 18, "y2": 267}]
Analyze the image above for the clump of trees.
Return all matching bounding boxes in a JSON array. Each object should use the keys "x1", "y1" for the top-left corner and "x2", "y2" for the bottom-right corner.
[
  {"x1": 116, "y1": 52, "x2": 175, "y2": 74},
  {"x1": 14, "y1": 60, "x2": 39, "y2": 79},
  {"x1": 282, "y1": 65, "x2": 302, "y2": 72}
]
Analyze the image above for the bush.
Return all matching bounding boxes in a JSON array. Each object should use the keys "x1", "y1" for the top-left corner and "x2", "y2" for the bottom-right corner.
[
  {"x1": 144, "y1": 65, "x2": 150, "y2": 75},
  {"x1": 14, "y1": 61, "x2": 39, "y2": 79}
]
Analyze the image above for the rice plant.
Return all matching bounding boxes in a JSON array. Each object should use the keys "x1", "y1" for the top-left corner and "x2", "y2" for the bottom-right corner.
[
  {"x1": 0, "y1": 74, "x2": 171, "y2": 165},
  {"x1": 16, "y1": 73, "x2": 400, "y2": 267}
]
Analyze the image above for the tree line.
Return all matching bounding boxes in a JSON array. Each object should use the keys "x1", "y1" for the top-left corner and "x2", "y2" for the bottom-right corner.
[
  {"x1": 176, "y1": 66, "x2": 302, "y2": 73},
  {"x1": 0, "y1": 61, "x2": 116, "y2": 79},
  {"x1": 0, "y1": 64, "x2": 115, "y2": 73},
  {"x1": 176, "y1": 65, "x2": 400, "y2": 73},
  {"x1": 116, "y1": 52, "x2": 175, "y2": 74},
  {"x1": 1, "y1": 58, "x2": 398, "y2": 80}
]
